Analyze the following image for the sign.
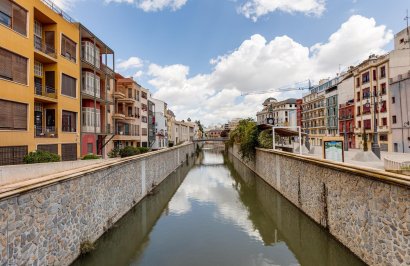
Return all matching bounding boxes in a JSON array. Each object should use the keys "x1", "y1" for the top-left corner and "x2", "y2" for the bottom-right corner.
[{"x1": 323, "y1": 139, "x2": 344, "y2": 162}]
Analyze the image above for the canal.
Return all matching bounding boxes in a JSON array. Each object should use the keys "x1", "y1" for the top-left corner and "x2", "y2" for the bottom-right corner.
[{"x1": 73, "y1": 145, "x2": 365, "y2": 266}]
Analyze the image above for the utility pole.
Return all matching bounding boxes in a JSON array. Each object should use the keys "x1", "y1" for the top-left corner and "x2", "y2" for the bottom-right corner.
[{"x1": 405, "y1": 9, "x2": 409, "y2": 47}]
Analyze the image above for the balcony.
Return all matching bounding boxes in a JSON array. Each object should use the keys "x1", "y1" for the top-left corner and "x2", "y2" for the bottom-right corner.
[
  {"x1": 82, "y1": 125, "x2": 101, "y2": 134},
  {"x1": 112, "y1": 113, "x2": 126, "y2": 120},
  {"x1": 34, "y1": 83, "x2": 57, "y2": 101},
  {"x1": 35, "y1": 126, "x2": 57, "y2": 138},
  {"x1": 34, "y1": 38, "x2": 57, "y2": 59},
  {"x1": 114, "y1": 91, "x2": 125, "y2": 99}
]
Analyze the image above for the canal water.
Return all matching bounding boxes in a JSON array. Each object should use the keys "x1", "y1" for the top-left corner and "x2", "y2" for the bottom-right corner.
[{"x1": 73, "y1": 145, "x2": 365, "y2": 266}]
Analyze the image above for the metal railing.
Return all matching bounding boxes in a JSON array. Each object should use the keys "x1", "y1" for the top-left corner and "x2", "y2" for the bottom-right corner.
[
  {"x1": 34, "y1": 39, "x2": 56, "y2": 58},
  {"x1": 34, "y1": 83, "x2": 56, "y2": 98},
  {"x1": 40, "y1": 0, "x2": 76, "y2": 23},
  {"x1": 35, "y1": 126, "x2": 57, "y2": 138}
]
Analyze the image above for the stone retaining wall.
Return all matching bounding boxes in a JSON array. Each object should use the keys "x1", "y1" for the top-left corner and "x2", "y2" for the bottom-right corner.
[
  {"x1": 0, "y1": 143, "x2": 195, "y2": 266},
  {"x1": 230, "y1": 145, "x2": 410, "y2": 266}
]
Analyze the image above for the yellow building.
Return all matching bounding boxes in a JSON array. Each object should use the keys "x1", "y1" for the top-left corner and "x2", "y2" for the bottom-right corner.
[{"x1": 0, "y1": 0, "x2": 81, "y2": 165}]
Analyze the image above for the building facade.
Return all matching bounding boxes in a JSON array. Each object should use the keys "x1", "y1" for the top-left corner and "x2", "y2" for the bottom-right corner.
[
  {"x1": 296, "y1": 99, "x2": 303, "y2": 128},
  {"x1": 302, "y1": 81, "x2": 326, "y2": 146},
  {"x1": 79, "y1": 25, "x2": 115, "y2": 158},
  {"x1": 256, "y1": 98, "x2": 297, "y2": 127},
  {"x1": 147, "y1": 99, "x2": 156, "y2": 147},
  {"x1": 0, "y1": 0, "x2": 81, "y2": 165},
  {"x1": 390, "y1": 71, "x2": 410, "y2": 152},
  {"x1": 151, "y1": 98, "x2": 168, "y2": 150},
  {"x1": 338, "y1": 70, "x2": 355, "y2": 149},
  {"x1": 325, "y1": 78, "x2": 339, "y2": 136},
  {"x1": 112, "y1": 74, "x2": 141, "y2": 149}
]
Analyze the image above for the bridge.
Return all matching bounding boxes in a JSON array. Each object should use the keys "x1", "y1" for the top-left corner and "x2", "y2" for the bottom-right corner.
[{"x1": 193, "y1": 138, "x2": 229, "y2": 142}]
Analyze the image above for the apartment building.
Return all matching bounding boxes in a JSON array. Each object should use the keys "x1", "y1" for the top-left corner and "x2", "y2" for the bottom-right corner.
[
  {"x1": 256, "y1": 98, "x2": 297, "y2": 127},
  {"x1": 151, "y1": 98, "x2": 168, "y2": 150},
  {"x1": 112, "y1": 74, "x2": 141, "y2": 149},
  {"x1": 325, "y1": 77, "x2": 339, "y2": 136},
  {"x1": 79, "y1": 25, "x2": 115, "y2": 157},
  {"x1": 296, "y1": 99, "x2": 303, "y2": 128},
  {"x1": 0, "y1": 0, "x2": 81, "y2": 165},
  {"x1": 140, "y1": 86, "x2": 149, "y2": 147},
  {"x1": 147, "y1": 99, "x2": 156, "y2": 147},
  {"x1": 302, "y1": 81, "x2": 327, "y2": 146},
  {"x1": 390, "y1": 71, "x2": 410, "y2": 152},
  {"x1": 338, "y1": 70, "x2": 355, "y2": 148}
]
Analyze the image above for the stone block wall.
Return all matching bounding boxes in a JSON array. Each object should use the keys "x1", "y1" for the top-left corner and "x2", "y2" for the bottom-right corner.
[
  {"x1": 230, "y1": 145, "x2": 410, "y2": 266},
  {"x1": 0, "y1": 143, "x2": 194, "y2": 266}
]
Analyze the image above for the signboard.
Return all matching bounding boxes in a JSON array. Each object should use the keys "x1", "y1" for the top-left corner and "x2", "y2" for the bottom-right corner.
[{"x1": 322, "y1": 137, "x2": 344, "y2": 162}]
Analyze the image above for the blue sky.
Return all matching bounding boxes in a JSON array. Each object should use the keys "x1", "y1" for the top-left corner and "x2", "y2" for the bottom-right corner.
[{"x1": 58, "y1": 0, "x2": 410, "y2": 125}]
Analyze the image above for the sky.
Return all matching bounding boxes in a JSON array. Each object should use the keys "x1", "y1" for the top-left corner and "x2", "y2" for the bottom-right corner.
[{"x1": 54, "y1": 0, "x2": 410, "y2": 126}]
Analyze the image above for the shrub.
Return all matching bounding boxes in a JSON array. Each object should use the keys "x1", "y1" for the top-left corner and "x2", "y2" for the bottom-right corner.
[
  {"x1": 138, "y1": 147, "x2": 149, "y2": 154},
  {"x1": 108, "y1": 148, "x2": 119, "y2": 158},
  {"x1": 82, "y1": 154, "x2": 100, "y2": 160},
  {"x1": 23, "y1": 150, "x2": 60, "y2": 164},
  {"x1": 168, "y1": 142, "x2": 174, "y2": 147},
  {"x1": 119, "y1": 146, "x2": 140, "y2": 158},
  {"x1": 80, "y1": 240, "x2": 95, "y2": 255},
  {"x1": 258, "y1": 129, "x2": 273, "y2": 149}
]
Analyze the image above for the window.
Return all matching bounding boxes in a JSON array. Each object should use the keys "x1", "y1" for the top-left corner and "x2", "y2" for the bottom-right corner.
[
  {"x1": 373, "y1": 69, "x2": 377, "y2": 81},
  {"x1": 380, "y1": 134, "x2": 388, "y2": 141},
  {"x1": 142, "y1": 128, "x2": 148, "y2": 136},
  {"x1": 356, "y1": 77, "x2": 360, "y2": 87},
  {"x1": 363, "y1": 88, "x2": 370, "y2": 99},
  {"x1": 382, "y1": 117, "x2": 387, "y2": 126},
  {"x1": 357, "y1": 91, "x2": 360, "y2": 101},
  {"x1": 380, "y1": 66, "x2": 386, "y2": 79},
  {"x1": 364, "y1": 119, "x2": 371, "y2": 129},
  {"x1": 0, "y1": 0, "x2": 27, "y2": 36},
  {"x1": 0, "y1": 145, "x2": 27, "y2": 165},
  {"x1": 0, "y1": 47, "x2": 27, "y2": 84},
  {"x1": 380, "y1": 101, "x2": 387, "y2": 112},
  {"x1": 61, "y1": 35, "x2": 77, "y2": 62},
  {"x1": 82, "y1": 71, "x2": 100, "y2": 97},
  {"x1": 392, "y1": 97, "x2": 396, "y2": 104},
  {"x1": 87, "y1": 143, "x2": 93, "y2": 154},
  {"x1": 81, "y1": 41, "x2": 100, "y2": 68},
  {"x1": 0, "y1": 99, "x2": 27, "y2": 130},
  {"x1": 142, "y1": 116, "x2": 147, "y2": 123},
  {"x1": 62, "y1": 74, "x2": 76, "y2": 97},
  {"x1": 392, "y1": 115, "x2": 397, "y2": 124},
  {"x1": 381, "y1": 83, "x2": 386, "y2": 95},
  {"x1": 34, "y1": 61, "x2": 43, "y2": 77},
  {"x1": 362, "y1": 72, "x2": 370, "y2": 84},
  {"x1": 141, "y1": 91, "x2": 147, "y2": 99},
  {"x1": 358, "y1": 121, "x2": 361, "y2": 128},
  {"x1": 62, "y1": 111, "x2": 77, "y2": 132}
]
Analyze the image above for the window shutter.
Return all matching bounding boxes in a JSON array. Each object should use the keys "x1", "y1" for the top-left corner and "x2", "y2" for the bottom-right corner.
[
  {"x1": 37, "y1": 144, "x2": 58, "y2": 155},
  {"x1": 61, "y1": 143, "x2": 77, "y2": 161},
  {"x1": 0, "y1": 0, "x2": 12, "y2": 16},
  {"x1": 12, "y1": 102, "x2": 27, "y2": 129},
  {"x1": 0, "y1": 48, "x2": 12, "y2": 79},
  {"x1": 0, "y1": 100, "x2": 13, "y2": 129},
  {"x1": 45, "y1": 31, "x2": 55, "y2": 53},
  {"x1": 12, "y1": 55, "x2": 27, "y2": 84},
  {"x1": 62, "y1": 74, "x2": 76, "y2": 97},
  {"x1": 45, "y1": 71, "x2": 55, "y2": 90},
  {"x1": 12, "y1": 4, "x2": 26, "y2": 36}
]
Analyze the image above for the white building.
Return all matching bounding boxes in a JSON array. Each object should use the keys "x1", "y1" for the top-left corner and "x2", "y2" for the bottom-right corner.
[
  {"x1": 257, "y1": 98, "x2": 297, "y2": 127},
  {"x1": 150, "y1": 98, "x2": 168, "y2": 150}
]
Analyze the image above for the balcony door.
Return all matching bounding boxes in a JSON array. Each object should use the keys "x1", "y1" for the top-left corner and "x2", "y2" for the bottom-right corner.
[
  {"x1": 34, "y1": 109, "x2": 42, "y2": 136},
  {"x1": 45, "y1": 31, "x2": 55, "y2": 55},
  {"x1": 45, "y1": 109, "x2": 55, "y2": 133}
]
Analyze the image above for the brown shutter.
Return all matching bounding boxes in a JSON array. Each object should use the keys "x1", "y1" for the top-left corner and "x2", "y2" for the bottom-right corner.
[
  {"x1": 37, "y1": 144, "x2": 58, "y2": 154},
  {"x1": 12, "y1": 102, "x2": 27, "y2": 129},
  {"x1": 0, "y1": 146, "x2": 28, "y2": 166},
  {"x1": 0, "y1": 0, "x2": 12, "y2": 17},
  {"x1": 0, "y1": 100, "x2": 13, "y2": 129},
  {"x1": 62, "y1": 74, "x2": 76, "y2": 97},
  {"x1": 12, "y1": 4, "x2": 26, "y2": 36},
  {"x1": 12, "y1": 54, "x2": 27, "y2": 84},
  {"x1": 61, "y1": 143, "x2": 77, "y2": 161},
  {"x1": 0, "y1": 48, "x2": 12, "y2": 79},
  {"x1": 45, "y1": 31, "x2": 55, "y2": 53},
  {"x1": 45, "y1": 71, "x2": 55, "y2": 90}
]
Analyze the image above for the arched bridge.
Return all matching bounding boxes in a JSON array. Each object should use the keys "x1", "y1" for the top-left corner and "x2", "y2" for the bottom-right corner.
[{"x1": 193, "y1": 138, "x2": 229, "y2": 142}]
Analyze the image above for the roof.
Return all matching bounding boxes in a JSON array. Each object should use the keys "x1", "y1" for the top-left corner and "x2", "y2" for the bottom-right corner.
[{"x1": 258, "y1": 124, "x2": 306, "y2": 137}]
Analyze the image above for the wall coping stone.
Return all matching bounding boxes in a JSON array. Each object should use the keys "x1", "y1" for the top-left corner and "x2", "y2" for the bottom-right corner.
[
  {"x1": 0, "y1": 143, "x2": 194, "y2": 200},
  {"x1": 256, "y1": 148, "x2": 410, "y2": 187}
]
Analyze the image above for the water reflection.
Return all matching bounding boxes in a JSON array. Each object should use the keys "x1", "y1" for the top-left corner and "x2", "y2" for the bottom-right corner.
[{"x1": 73, "y1": 146, "x2": 365, "y2": 266}]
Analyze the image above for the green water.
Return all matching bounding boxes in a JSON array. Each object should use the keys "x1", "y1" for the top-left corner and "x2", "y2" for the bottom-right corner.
[{"x1": 72, "y1": 145, "x2": 365, "y2": 266}]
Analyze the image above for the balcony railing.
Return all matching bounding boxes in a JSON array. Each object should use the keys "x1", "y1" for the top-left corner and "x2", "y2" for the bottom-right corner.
[
  {"x1": 35, "y1": 126, "x2": 57, "y2": 138},
  {"x1": 34, "y1": 39, "x2": 56, "y2": 59},
  {"x1": 35, "y1": 83, "x2": 57, "y2": 98}
]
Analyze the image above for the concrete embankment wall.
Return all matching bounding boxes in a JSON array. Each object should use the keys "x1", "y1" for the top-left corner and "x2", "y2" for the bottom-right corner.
[
  {"x1": 0, "y1": 143, "x2": 195, "y2": 266},
  {"x1": 230, "y1": 145, "x2": 410, "y2": 266}
]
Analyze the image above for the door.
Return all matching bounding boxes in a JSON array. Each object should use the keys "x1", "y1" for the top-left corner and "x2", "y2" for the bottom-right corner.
[
  {"x1": 45, "y1": 31, "x2": 55, "y2": 55},
  {"x1": 45, "y1": 109, "x2": 55, "y2": 133},
  {"x1": 34, "y1": 110, "x2": 42, "y2": 136},
  {"x1": 45, "y1": 71, "x2": 55, "y2": 93}
]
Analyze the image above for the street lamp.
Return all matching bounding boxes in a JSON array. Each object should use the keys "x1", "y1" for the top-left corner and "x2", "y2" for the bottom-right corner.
[{"x1": 365, "y1": 92, "x2": 383, "y2": 159}]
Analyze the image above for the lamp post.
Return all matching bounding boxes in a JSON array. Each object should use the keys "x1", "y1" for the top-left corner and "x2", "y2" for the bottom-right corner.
[{"x1": 366, "y1": 92, "x2": 383, "y2": 159}]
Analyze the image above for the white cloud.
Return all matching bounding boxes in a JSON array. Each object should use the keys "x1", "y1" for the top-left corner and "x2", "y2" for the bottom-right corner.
[
  {"x1": 143, "y1": 15, "x2": 393, "y2": 125},
  {"x1": 117, "y1": 56, "x2": 144, "y2": 70},
  {"x1": 104, "y1": 0, "x2": 187, "y2": 11},
  {"x1": 240, "y1": 0, "x2": 326, "y2": 22},
  {"x1": 51, "y1": 0, "x2": 79, "y2": 10}
]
